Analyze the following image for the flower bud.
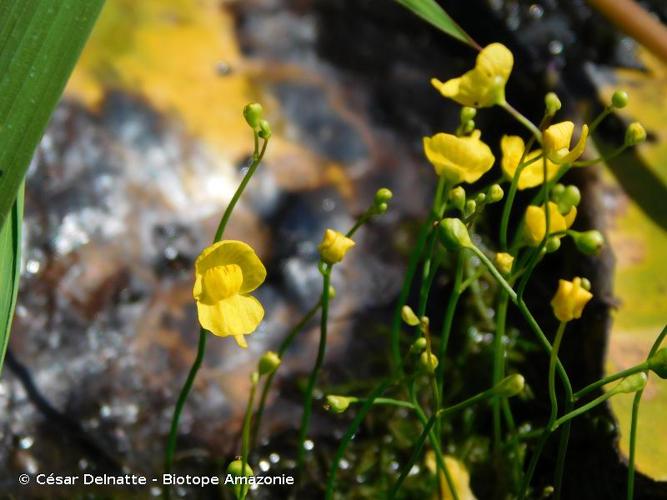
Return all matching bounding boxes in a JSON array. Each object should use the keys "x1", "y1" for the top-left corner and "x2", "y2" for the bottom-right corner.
[
  {"x1": 648, "y1": 348, "x2": 667, "y2": 379},
  {"x1": 401, "y1": 305, "x2": 420, "y2": 327},
  {"x1": 572, "y1": 230, "x2": 604, "y2": 255},
  {"x1": 545, "y1": 236, "x2": 561, "y2": 253},
  {"x1": 495, "y1": 252, "x2": 514, "y2": 275},
  {"x1": 611, "y1": 90, "x2": 629, "y2": 109},
  {"x1": 462, "y1": 120, "x2": 475, "y2": 134},
  {"x1": 488, "y1": 184, "x2": 504, "y2": 203},
  {"x1": 615, "y1": 373, "x2": 648, "y2": 394},
  {"x1": 625, "y1": 122, "x2": 646, "y2": 146},
  {"x1": 419, "y1": 316, "x2": 430, "y2": 333},
  {"x1": 460, "y1": 106, "x2": 477, "y2": 123},
  {"x1": 561, "y1": 185, "x2": 581, "y2": 210},
  {"x1": 475, "y1": 193, "x2": 486, "y2": 205},
  {"x1": 375, "y1": 202, "x2": 388, "y2": 214},
  {"x1": 326, "y1": 395, "x2": 353, "y2": 414},
  {"x1": 251, "y1": 371, "x2": 259, "y2": 384},
  {"x1": 580, "y1": 277, "x2": 592, "y2": 291},
  {"x1": 551, "y1": 277, "x2": 593, "y2": 322},
  {"x1": 409, "y1": 337, "x2": 428, "y2": 354},
  {"x1": 227, "y1": 459, "x2": 254, "y2": 498},
  {"x1": 374, "y1": 188, "x2": 393, "y2": 204},
  {"x1": 492, "y1": 373, "x2": 525, "y2": 397},
  {"x1": 449, "y1": 186, "x2": 466, "y2": 212},
  {"x1": 329, "y1": 285, "x2": 336, "y2": 299},
  {"x1": 419, "y1": 351, "x2": 439, "y2": 374},
  {"x1": 551, "y1": 183, "x2": 565, "y2": 199},
  {"x1": 243, "y1": 103, "x2": 263, "y2": 129},
  {"x1": 318, "y1": 229, "x2": 355, "y2": 264},
  {"x1": 464, "y1": 200, "x2": 477, "y2": 218},
  {"x1": 258, "y1": 351, "x2": 281, "y2": 376},
  {"x1": 438, "y1": 218, "x2": 473, "y2": 251},
  {"x1": 545, "y1": 92, "x2": 562, "y2": 115},
  {"x1": 258, "y1": 119, "x2": 272, "y2": 139}
]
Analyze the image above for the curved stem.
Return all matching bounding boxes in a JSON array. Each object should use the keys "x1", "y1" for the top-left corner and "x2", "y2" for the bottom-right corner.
[
  {"x1": 551, "y1": 391, "x2": 613, "y2": 430},
  {"x1": 501, "y1": 101, "x2": 543, "y2": 144},
  {"x1": 164, "y1": 328, "x2": 208, "y2": 473},
  {"x1": 492, "y1": 292, "x2": 509, "y2": 450},
  {"x1": 325, "y1": 379, "x2": 392, "y2": 499},
  {"x1": 240, "y1": 374, "x2": 259, "y2": 500},
  {"x1": 574, "y1": 362, "x2": 649, "y2": 400},
  {"x1": 297, "y1": 265, "x2": 332, "y2": 473},
  {"x1": 627, "y1": 389, "x2": 643, "y2": 500},
  {"x1": 251, "y1": 301, "x2": 321, "y2": 449}
]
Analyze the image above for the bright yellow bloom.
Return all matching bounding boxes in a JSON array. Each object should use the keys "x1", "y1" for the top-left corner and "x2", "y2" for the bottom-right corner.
[
  {"x1": 500, "y1": 135, "x2": 559, "y2": 189},
  {"x1": 550, "y1": 277, "x2": 593, "y2": 322},
  {"x1": 495, "y1": 252, "x2": 514, "y2": 274},
  {"x1": 425, "y1": 452, "x2": 477, "y2": 500},
  {"x1": 423, "y1": 130, "x2": 495, "y2": 184},
  {"x1": 193, "y1": 240, "x2": 266, "y2": 348},
  {"x1": 543, "y1": 121, "x2": 589, "y2": 164},
  {"x1": 431, "y1": 43, "x2": 513, "y2": 108},
  {"x1": 318, "y1": 229, "x2": 355, "y2": 264},
  {"x1": 523, "y1": 202, "x2": 577, "y2": 246}
]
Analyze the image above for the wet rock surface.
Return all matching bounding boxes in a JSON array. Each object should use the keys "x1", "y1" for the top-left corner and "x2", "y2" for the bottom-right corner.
[{"x1": 1, "y1": 0, "x2": 665, "y2": 498}]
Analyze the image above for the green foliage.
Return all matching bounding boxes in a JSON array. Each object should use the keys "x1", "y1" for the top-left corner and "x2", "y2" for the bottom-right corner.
[
  {"x1": 0, "y1": 0, "x2": 105, "y2": 373},
  {"x1": 395, "y1": 0, "x2": 478, "y2": 49}
]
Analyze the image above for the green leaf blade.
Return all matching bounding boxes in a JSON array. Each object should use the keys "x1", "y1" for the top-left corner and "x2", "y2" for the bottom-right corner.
[{"x1": 395, "y1": 0, "x2": 479, "y2": 49}]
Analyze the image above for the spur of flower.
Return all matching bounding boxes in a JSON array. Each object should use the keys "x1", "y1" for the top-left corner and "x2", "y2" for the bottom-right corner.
[
  {"x1": 551, "y1": 277, "x2": 593, "y2": 322},
  {"x1": 523, "y1": 202, "x2": 576, "y2": 246},
  {"x1": 543, "y1": 121, "x2": 589, "y2": 164},
  {"x1": 431, "y1": 43, "x2": 513, "y2": 108},
  {"x1": 501, "y1": 135, "x2": 559, "y2": 189},
  {"x1": 193, "y1": 240, "x2": 266, "y2": 348},
  {"x1": 423, "y1": 130, "x2": 495, "y2": 185}
]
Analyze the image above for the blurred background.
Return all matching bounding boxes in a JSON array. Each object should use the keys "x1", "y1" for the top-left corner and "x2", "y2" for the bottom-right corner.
[{"x1": 0, "y1": 0, "x2": 665, "y2": 497}]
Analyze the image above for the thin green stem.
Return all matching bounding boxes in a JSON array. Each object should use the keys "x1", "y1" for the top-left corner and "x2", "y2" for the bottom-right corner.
[
  {"x1": 492, "y1": 292, "x2": 509, "y2": 450},
  {"x1": 297, "y1": 265, "x2": 332, "y2": 473},
  {"x1": 574, "y1": 362, "x2": 649, "y2": 400},
  {"x1": 588, "y1": 106, "x2": 612, "y2": 134},
  {"x1": 251, "y1": 301, "x2": 321, "y2": 449},
  {"x1": 573, "y1": 145, "x2": 627, "y2": 167},
  {"x1": 346, "y1": 396, "x2": 415, "y2": 410},
  {"x1": 240, "y1": 374, "x2": 258, "y2": 500},
  {"x1": 501, "y1": 101, "x2": 543, "y2": 144},
  {"x1": 627, "y1": 389, "x2": 643, "y2": 500},
  {"x1": 519, "y1": 321, "x2": 567, "y2": 499},
  {"x1": 164, "y1": 132, "x2": 269, "y2": 479},
  {"x1": 164, "y1": 328, "x2": 208, "y2": 474},
  {"x1": 551, "y1": 391, "x2": 613, "y2": 430},
  {"x1": 325, "y1": 379, "x2": 392, "y2": 499},
  {"x1": 214, "y1": 136, "x2": 268, "y2": 241}
]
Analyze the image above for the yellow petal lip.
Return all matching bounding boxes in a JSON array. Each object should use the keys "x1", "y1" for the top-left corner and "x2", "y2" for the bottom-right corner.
[
  {"x1": 500, "y1": 135, "x2": 560, "y2": 190},
  {"x1": 432, "y1": 43, "x2": 513, "y2": 108},
  {"x1": 196, "y1": 264, "x2": 243, "y2": 303},
  {"x1": 543, "y1": 122, "x2": 589, "y2": 164},
  {"x1": 197, "y1": 294, "x2": 264, "y2": 338},
  {"x1": 195, "y1": 240, "x2": 266, "y2": 294},
  {"x1": 423, "y1": 132, "x2": 495, "y2": 185},
  {"x1": 524, "y1": 202, "x2": 577, "y2": 246},
  {"x1": 551, "y1": 277, "x2": 593, "y2": 322}
]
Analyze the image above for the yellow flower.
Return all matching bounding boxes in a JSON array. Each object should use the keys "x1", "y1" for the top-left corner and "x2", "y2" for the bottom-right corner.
[
  {"x1": 193, "y1": 240, "x2": 266, "y2": 348},
  {"x1": 431, "y1": 43, "x2": 513, "y2": 108},
  {"x1": 425, "y1": 452, "x2": 477, "y2": 500},
  {"x1": 423, "y1": 131, "x2": 495, "y2": 184},
  {"x1": 318, "y1": 229, "x2": 355, "y2": 264},
  {"x1": 550, "y1": 277, "x2": 593, "y2": 322},
  {"x1": 523, "y1": 202, "x2": 577, "y2": 246},
  {"x1": 500, "y1": 135, "x2": 559, "y2": 189},
  {"x1": 495, "y1": 252, "x2": 514, "y2": 274},
  {"x1": 543, "y1": 121, "x2": 589, "y2": 164}
]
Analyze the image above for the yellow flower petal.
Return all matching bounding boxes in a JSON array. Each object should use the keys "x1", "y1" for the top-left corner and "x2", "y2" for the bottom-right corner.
[
  {"x1": 197, "y1": 294, "x2": 264, "y2": 338},
  {"x1": 551, "y1": 277, "x2": 593, "y2": 322},
  {"x1": 543, "y1": 121, "x2": 589, "y2": 164},
  {"x1": 432, "y1": 43, "x2": 513, "y2": 108},
  {"x1": 234, "y1": 335, "x2": 248, "y2": 348},
  {"x1": 318, "y1": 229, "x2": 355, "y2": 264},
  {"x1": 195, "y1": 240, "x2": 266, "y2": 294},
  {"x1": 524, "y1": 202, "x2": 577, "y2": 246},
  {"x1": 196, "y1": 264, "x2": 243, "y2": 303},
  {"x1": 500, "y1": 135, "x2": 559, "y2": 189},
  {"x1": 423, "y1": 132, "x2": 495, "y2": 184}
]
